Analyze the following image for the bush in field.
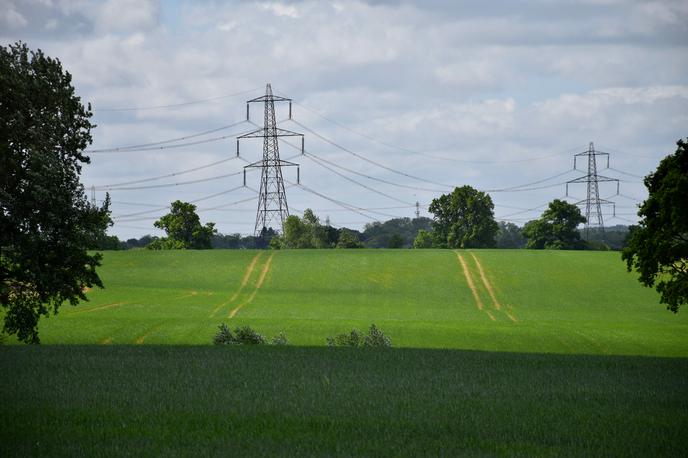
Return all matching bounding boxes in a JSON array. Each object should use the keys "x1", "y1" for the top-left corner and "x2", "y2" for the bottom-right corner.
[
  {"x1": 327, "y1": 328, "x2": 364, "y2": 347},
  {"x1": 327, "y1": 324, "x2": 391, "y2": 347},
  {"x1": 364, "y1": 324, "x2": 392, "y2": 347},
  {"x1": 233, "y1": 326, "x2": 266, "y2": 345},
  {"x1": 271, "y1": 331, "x2": 288, "y2": 345},
  {"x1": 213, "y1": 323, "x2": 237, "y2": 345},
  {"x1": 214, "y1": 323, "x2": 286, "y2": 345}
]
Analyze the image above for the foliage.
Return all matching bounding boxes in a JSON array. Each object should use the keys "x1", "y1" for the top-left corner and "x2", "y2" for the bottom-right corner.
[
  {"x1": 282, "y1": 214, "x2": 315, "y2": 248},
  {"x1": 271, "y1": 331, "x2": 289, "y2": 345},
  {"x1": 622, "y1": 138, "x2": 688, "y2": 313},
  {"x1": 428, "y1": 186, "x2": 499, "y2": 248},
  {"x1": 213, "y1": 323, "x2": 236, "y2": 345},
  {"x1": 387, "y1": 234, "x2": 404, "y2": 248},
  {"x1": 495, "y1": 222, "x2": 526, "y2": 249},
  {"x1": 336, "y1": 229, "x2": 363, "y2": 248},
  {"x1": 413, "y1": 229, "x2": 435, "y2": 248},
  {"x1": 213, "y1": 323, "x2": 267, "y2": 345},
  {"x1": 151, "y1": 200, "x2": 216, "y2": 249},
  {"x1": 327, "y1": 328, "x2": 364, "y2": 347},
  {"x1": 327, "y1": 324, "x2": 391, "y2": 347},
  {"x1": 522, "y1": 199, "x2": 587, "y2": 249},
  {"x1": 583, "y1": 225, "x2": 631, "y2": 251},
  {"x1": 0, "y1": 42, "x2": 111, "y2": 343},
  {"x1": 234, "y1": 325, "x2": 266, "y2": 344},
  {"x1": 363, "y1": 324, "x2": 392, "y2": 347},
  {"x1": 362, "y1": 217, "x2": 433, "y2": 248},
  {"x1": 269, "y1": 236, "x2": 282, "y2": 250}
]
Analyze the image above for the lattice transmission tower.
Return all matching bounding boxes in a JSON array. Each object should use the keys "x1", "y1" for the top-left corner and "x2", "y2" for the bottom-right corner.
[
  {"x1": 237, "y1": 84, "x2": 304, "y2": 235},
  {"x1": 565, "y1": 142, "x2": 619, "y2": 239}
]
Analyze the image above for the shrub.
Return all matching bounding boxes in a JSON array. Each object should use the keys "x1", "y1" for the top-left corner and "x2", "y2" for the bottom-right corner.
[
  {"x1": 213, "y1": 323, "x2": 236, "y2": 345},
  {"x1": 364, "y1": 324, "x2": 392, "y2": 347},
  {"x1": 327, "y1": 325, "x2": 392, "y2": 347},
  {"x1": 213, "y1": 324, "x2": 269, "y2": 345},
  {"x1": 233, "y1": 326, "x2": 266, "y2": 345},
  {"x1": 327, "y1": 328, "x2": 364, "y2": 347},
  {"x1": 271, "y1": 331, "x2": 288, "y2": 345}
]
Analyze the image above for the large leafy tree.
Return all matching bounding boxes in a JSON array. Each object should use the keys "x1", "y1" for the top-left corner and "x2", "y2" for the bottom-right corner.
[
  {"x1": 522, "y1": 199, "x2": 586, "y2": 249},
  {"x1": 0, "y1": 42, "x2": 111, "y2": 343},
  {"x1": 150, "y1": 201, "x2": 216, "y2": 249},
  {"x1": 622, "y1": 138, "x2": 688, "y2": 313},
  {"x1": 428, "y1": 185, "x2": 498, "y2": 248}
]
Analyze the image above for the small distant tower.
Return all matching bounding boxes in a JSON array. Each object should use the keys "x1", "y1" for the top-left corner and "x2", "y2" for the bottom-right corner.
[
  {"x1": 90, "y1": 185, "x2": 96, "y2": 206},
  {"x1": 566, "y1": 142, "x2": 619, "y2": 239},
  {"x1": 325, "y1": 215, "x2": 331, "y2": 227},
  {"x1": 415, "y1": 201, "x2": 420, "y2": 219}
]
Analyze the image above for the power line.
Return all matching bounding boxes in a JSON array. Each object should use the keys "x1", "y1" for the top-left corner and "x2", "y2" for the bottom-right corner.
[
  {"x1": 94, "y1": 87, "x2": 262, "y2": 112},
  {"x1": 482, "y1": 170, "x2": 576, "y2": 193},
  {"x1": 290, "y1": 119, "x2": 455, "y2": 189},
  {"x1": 112, "y1": 185, "x2": 246, "y2": 219},
  {"x1": 88, "y1": 131, "x2": 251, "y2": 154},
  {"x1": 288, "y1": 99, "x2": 582, "y2": 164},
  {"x1": 303, "y1": 153, "x2": 413, "y2": 205},
  {"x1": 101, "y1": 170, "x2": 245, "y2": 191},
  {"x1": 87, "y1": 120, "x2": 248, "y2": 153},
  {"x1": 93, "y1": 156, "x2": 241, "y2": 189}
]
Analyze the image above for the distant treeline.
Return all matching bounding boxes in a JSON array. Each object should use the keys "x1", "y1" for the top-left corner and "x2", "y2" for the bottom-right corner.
[{"x1": 99, "y1": 218, "x2": 630, "y2": 251}]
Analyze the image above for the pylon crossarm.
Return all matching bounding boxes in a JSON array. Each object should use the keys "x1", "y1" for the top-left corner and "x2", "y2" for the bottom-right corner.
[
  {"x1": 238, "y1": 128, "x2": 303, "y2": 139},
  {"x1": 244, "y1": 160, "x2": 299, "y2": 169},
  {"x1": 567, "y1": 176, "x2": 591, "y2": 184},
  {"x1": 247, "y1": 94, "x2": 291, "y2": 104},
  {"x1": 595, "y1": 175, "x2": 619, "y2": 182}
]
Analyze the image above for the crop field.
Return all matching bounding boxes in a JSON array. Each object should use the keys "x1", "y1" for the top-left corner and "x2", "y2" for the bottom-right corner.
[
  {"x1": 3, "y1": 249, "x2": 688, "y2": 456},
  {"x1": 29, "y1": 249, "x2": 688, "y2": 356}
]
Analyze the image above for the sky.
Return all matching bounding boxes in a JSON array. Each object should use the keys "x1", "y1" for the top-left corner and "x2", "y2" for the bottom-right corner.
[{"x1": 2, "y1": 0, "x2": 687, "y2": 239}]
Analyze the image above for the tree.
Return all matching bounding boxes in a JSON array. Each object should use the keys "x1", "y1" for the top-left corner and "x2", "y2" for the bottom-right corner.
[
  {"x1": 388, "y1": 234, "x2": 404, "y2": 248},
  {"x1": 522, "y1": 199, "x2": 586, "y2": 249},
  {"x1": 413, "y1": 229, "x2": 435, "y2": 248},
  {"x1": 282, "y1": 214, "x2": 313, "y2": 248},
  {"x1": 428, "y1": 186, "x2": 499, "y2": 248},
  {"x1": 0, "y1": 43, "x2": 111, "y2": 343},
  {"x1": 337, "y1": 229, "x2": 363, "y2": 248},
  {"x1": 150, "y1": 201, "x2": 216, "y2": 249},
  {"x1": 622, "y1": 138, "x2": 688, "y2": 313},
  {"x1": 495, "y1": 221, "x2": 526, "y2": 249},
  {"x1": 361, "y1": 217, "x2": 432, "y2": 248}
]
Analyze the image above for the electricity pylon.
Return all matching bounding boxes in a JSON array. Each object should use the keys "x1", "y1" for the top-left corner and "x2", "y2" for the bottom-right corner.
[
  {"x1": 565, "y1": 142, "x2": 619, "y2": 239},
  {"x1": 237, "y1": 84, "x2": 303, "y2": 235}
]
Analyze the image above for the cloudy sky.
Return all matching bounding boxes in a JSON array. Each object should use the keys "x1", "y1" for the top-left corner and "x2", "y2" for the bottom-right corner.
[{"x1": 2, "y1": 0, "x2": 687, "y2": 239}]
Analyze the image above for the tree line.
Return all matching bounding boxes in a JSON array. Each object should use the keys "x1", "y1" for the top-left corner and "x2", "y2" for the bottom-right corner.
[{"x1": 104, "y1": 187, "x2": 632, "y2": 252}]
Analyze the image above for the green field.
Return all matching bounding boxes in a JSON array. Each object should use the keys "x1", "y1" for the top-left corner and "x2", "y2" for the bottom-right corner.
[
  {"x1": 2, "y1": 346, "x2": 686, "y2": 457},
  {"x1": 31, "y1": 249, "x2": 688, "y2": 356},
  {"x1": 3, "y1": 249, "x2": 688, "y2": 456}
]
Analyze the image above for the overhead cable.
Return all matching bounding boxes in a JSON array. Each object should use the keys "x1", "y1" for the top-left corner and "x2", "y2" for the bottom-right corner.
[{"x1": 94, "y1": 87, "x2": 262, "y2": 112}]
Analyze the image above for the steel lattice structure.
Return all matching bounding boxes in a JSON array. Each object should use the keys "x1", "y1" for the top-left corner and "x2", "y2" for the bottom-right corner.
[
  {"x1": 237, "y1": 84, "x2": 303, "y2": 235},
  {"x1": 565, "y1": 142, "x2": 619, "y2": 239}
]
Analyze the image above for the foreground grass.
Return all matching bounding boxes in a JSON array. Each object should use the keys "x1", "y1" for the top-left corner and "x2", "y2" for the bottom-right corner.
[
  {"x1": 32, "y1": 250, "x2": 688, "y2": 356},
  {"x1": 1, "y1": 346, "x2": 686, "y2": 456}
]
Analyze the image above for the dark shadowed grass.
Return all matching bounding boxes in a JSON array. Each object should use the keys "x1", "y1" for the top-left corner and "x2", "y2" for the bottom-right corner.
[{"x1": 1, "y1": 345, "x2": 686, "y2": 457}]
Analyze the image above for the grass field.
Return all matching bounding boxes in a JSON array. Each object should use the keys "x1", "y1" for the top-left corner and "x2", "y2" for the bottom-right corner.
[
  {"x1": 29, "y1": 249, "x2": 688, "y2": 356},
  {"x1": 3, "y1": 249, "x2": 687, "y2": 456},
  {"x1": 1, "y1": 345, "x2": 686, "y2": 457}
]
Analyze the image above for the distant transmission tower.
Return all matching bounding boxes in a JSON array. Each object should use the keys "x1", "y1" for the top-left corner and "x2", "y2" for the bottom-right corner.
[
  {"x1": 237, "y1": 84, "x2": 304, "y2": 235},
  {"x1": 415, "y1": 201, "x2": 420, "y2": 219},
  {"x1": 90, "y1": 185, "x2": 96, "y2": 206},
  {"x1": 565, "y1": 142, "x2": 619, "y2": 239}
]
